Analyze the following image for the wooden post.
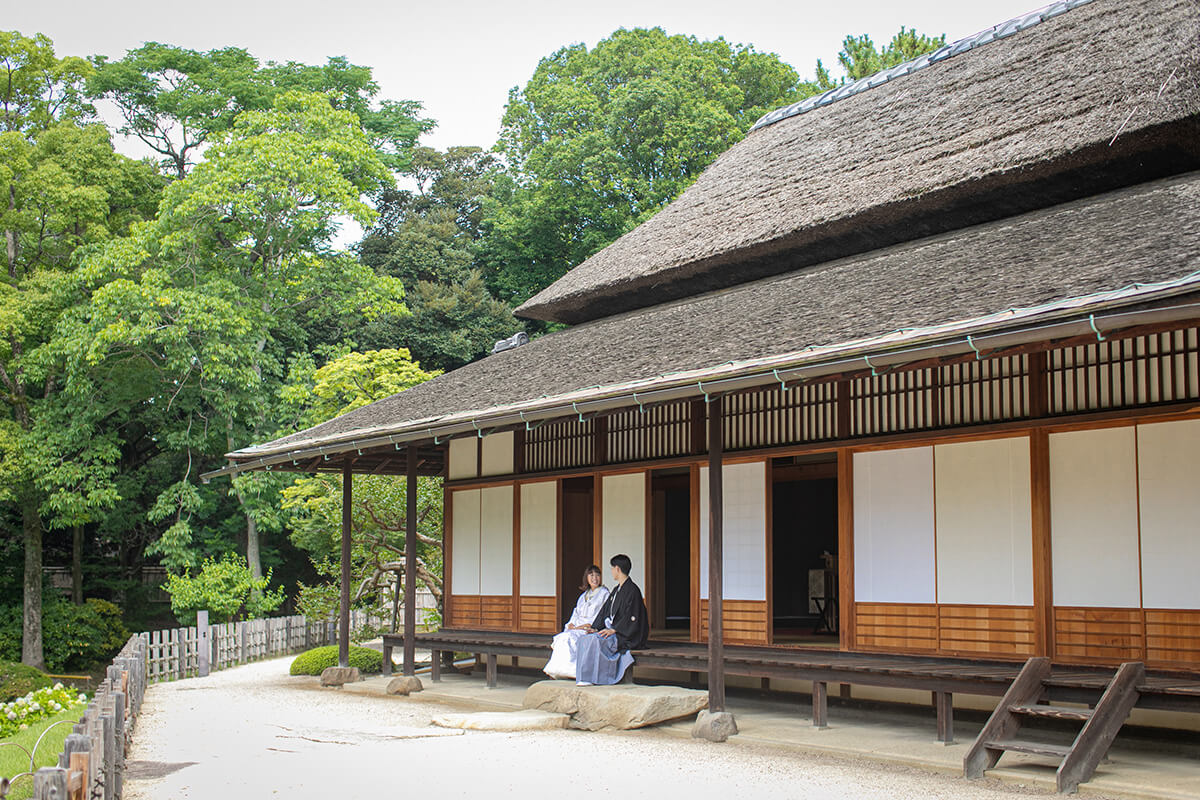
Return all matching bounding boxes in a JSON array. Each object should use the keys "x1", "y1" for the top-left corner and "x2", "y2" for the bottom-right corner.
[
  {"x1": 813, "y1": 681, "x2": 828, "y2": 728},
  {"x1": 175, "y1": 628, "x2": 185, "y2": 680},
  {"x1": 340, "y1": 461, "x2": 353, "y2": 668},
  {"x1": 33, "y1": 767, "x2": 68, "y2": 800},
  {"x1": 936, "y1": 691, "x2": 954, "y2": 744},
  {"x1": 430, "y1": 648, "x2": 441, "y2": 682},
  {"x1": 404, "y1": 446, "x2": 418, "y2": 676},
  {"x1": 239, "y1": 621, "x2": 248, "y2": 664},
  {"x1": 110, "y1": 689, "x2": 125, "y2": 799},
  {"x1": 196, "y1": 611, "x2": 210, "y2": 678},
  {"x1": 101, "y1": 705, "x2": 115, "y2": 800},
  {"x1": 707, "y1": 394, "x2": 726, "y2": 713}
]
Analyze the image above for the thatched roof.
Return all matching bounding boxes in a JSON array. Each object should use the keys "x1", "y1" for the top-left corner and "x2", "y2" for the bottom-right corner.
[
  {"x1": 516, "y1": 0, "x2": 1200, "y2": 324},
  {"x1": 226, "y1": 172, "x2": 1200, "y2": 462}
]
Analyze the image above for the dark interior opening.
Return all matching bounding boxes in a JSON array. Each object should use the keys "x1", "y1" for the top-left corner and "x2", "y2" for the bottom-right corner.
[
  {"x1": 772, "y1": 454, "x2": 839, "y2": 643},
  {"x1": 559, "y1": 476, "x2": 594, "y2": 625},
  {"x1": 651, "y1": 469, "x2": 691, "y2": 633}
]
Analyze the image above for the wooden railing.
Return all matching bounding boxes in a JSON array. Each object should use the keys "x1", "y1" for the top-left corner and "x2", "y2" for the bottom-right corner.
[{"x1": 25, "y1": 610, "x2": 382, "y2": 799}]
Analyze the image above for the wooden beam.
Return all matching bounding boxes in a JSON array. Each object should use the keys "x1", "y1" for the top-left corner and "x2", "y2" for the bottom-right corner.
[
  {"x1": 403, "y1": 447, "x2": 418, "y2": 675},
  {"x1": 707, "y1": 394, "x2": 726, "y2": 713},
  {"x1": 340, "y1": 461, "x2": 352, "y2": 668}
]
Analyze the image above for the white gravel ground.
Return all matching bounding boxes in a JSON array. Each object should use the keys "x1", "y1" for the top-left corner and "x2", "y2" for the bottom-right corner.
[{"x1": 124, "y1": 657, "x2": 1055, "y2": 799}]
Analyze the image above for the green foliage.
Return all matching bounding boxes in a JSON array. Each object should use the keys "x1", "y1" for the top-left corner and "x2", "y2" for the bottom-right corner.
[
  {"x1": 482, "y1": 27, "x2": 807, "y2": 304},
  {"x1": 288, "y1": 644, "x2": 382, "y2": 675},
  {"x1": 0, "y1": 599, "x2": 128, "y2": 673},
  {"x1": 0, "y1": 683, "x2": 87, "y2": 738},
  {"x1": 813, "y1": 26, "x2": 947, "y2": 90},
  {"x1": 0, "y1": 662, "x2": 52, "y2": 703},
  {"x1": 163, "y1": 553, "x2": 285, "y2": 625},
  {"x1": 357, "y1": 146, "x2": 516, "y2": 371},
  {"x1": 88, "y1": 44, "x2": 432, "y2": 178}
]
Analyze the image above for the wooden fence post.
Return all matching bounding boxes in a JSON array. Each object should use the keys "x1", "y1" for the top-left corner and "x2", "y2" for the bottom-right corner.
[
  {"x1": 175, "y1": 628, "x2": 186, "y2": 680},
  {"x1": 196, "y1": 611, "x2": 210, "y2": 677},
  {"x1": 100, "y1": 703, "x2": 115, "y2": 800},
  {"x1": 33, "y1": 766, "x2": 68, "y2": 799},
  {"x1": 61, "y1": 733, "x2": 91, "y2": 800}
]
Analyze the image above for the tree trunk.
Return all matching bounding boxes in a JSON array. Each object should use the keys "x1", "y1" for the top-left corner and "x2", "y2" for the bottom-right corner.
[
  {"x1": 22, "y1": 498, "x2": 44, "y2": 669},
  {"x1": 72, "y1": 524, "x2": 83, "y2": 605},
  {"x1": 245, "y1": 512, "x2": 263, "y2": 593}
]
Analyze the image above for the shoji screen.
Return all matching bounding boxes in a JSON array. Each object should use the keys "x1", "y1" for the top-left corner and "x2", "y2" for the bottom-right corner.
[{"x1": 853, "y1": 447, "x2": 936, "y2": 603}]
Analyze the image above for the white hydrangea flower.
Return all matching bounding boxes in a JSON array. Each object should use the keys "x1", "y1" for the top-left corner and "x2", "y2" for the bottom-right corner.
[{"x1": 53, "y1": 682, "x2": 64, "y2": 690}]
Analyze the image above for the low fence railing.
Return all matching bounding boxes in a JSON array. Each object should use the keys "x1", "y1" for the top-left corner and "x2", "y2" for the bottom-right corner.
[{"x1": 22, "y1": 610, "x2": 382, "y2": 798}]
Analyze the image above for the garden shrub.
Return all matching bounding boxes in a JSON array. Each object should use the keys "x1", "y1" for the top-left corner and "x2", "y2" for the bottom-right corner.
[
  {"x1": 289, "y1": 645, "x2": 382, "y2": 676},
  {"x1": 0, "y1": 662, "x2": 53, "y2": 702},
  {"x1": 164, "y1": 554, "x2": 286, "y2": 625},
  {"x1": 0, "y1": 684, "x2": 88, "y2": 738},
  {"x1": 0, "y1": 598, "x2": 130, "y2": 673}
]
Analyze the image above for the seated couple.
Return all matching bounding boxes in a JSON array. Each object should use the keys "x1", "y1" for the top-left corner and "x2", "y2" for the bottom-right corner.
[{"x1": 543, "y1": 554, "x2": 649, "y2": 685}]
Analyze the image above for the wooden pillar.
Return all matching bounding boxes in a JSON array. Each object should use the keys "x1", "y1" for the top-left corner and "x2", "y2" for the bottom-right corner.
[
  {"x1": 403, "y1": 446, "x2": 418, "y2": 676},
  {"x1": 707, "y1": 394, "x2": 726, "y2": 713},
  {"x1": 1031, "y1": 429, "x2": 1054, "y2": 657},
  {"x1": 340, "y1": 461, "x2": 352, "y2": 668}
]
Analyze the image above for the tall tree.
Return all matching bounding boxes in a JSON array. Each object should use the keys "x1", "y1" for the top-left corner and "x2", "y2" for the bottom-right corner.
[
  {"x1": 1, "y1": 31, "x2": 161, "y2": 667},
  {"x1": 60, "y1": 92, "x2": 405, "y2": 584},
  {"x1": 357, "y1": 146, "x2": 516, "y2": 371},
  {"x1": 88, "y1": 44, "x2": 433, "y2": 178},
  {"x1": 480, "y1": 28, "x2": 807, "y2": 305}
]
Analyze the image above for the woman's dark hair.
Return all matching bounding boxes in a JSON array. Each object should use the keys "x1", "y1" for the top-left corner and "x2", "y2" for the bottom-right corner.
[
  {"x1": 579, "y1": 564, "x2": 603, "y2": 591},
  {"x1": 610, "y1": 553, "x2": 632, "y2": 576}
]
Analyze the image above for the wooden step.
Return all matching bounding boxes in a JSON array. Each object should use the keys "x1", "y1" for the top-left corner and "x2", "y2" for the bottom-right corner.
[
  {"x1": 986, "y1": 739, "x2": 1072, "y2": 758},
  {"x1": 1008, "y1": 704, "x2": 1093, "y2": 722}
]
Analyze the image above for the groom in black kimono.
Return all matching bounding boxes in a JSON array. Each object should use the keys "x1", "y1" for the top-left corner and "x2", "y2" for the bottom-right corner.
[{"x1": 575, "y1": 553, "x2": 649, "y2": 685}]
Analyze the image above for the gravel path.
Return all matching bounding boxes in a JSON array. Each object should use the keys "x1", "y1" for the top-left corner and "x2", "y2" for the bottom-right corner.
[{"x1": 124, "y1": 657, "x2": 1053, "y2": 799}]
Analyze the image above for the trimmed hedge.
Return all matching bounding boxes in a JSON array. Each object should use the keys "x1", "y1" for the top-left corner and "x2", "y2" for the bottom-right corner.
[
  {"x1": 0, "y1": 661, "x2": 53, "y2": 703},
  {"x1": 289, "y1": 645, "x2": 382, "y2": 676}
]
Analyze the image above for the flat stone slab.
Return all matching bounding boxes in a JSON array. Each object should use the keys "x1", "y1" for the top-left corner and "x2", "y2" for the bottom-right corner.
[
  {"x1": 523, "y1": 681, "x2": 708, "y2": 731},
  {"x1": 430, "y1": 709, "x2": 570, "y2": 732}
]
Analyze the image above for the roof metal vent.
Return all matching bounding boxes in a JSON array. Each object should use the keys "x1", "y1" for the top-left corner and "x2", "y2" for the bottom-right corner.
[{"x1": 491, "y1": 331, "x2": 529, "y2": 354}]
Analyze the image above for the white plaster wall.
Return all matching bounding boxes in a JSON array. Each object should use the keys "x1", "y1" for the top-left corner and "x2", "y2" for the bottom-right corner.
[
  {"x1": 934, "y1": 437, "x2": 1034, "y2": 605},
  {"x1": 1137, "y1": 419, "x2": 1200, "y2": 609},
  {"x1": 601, "y1": 473, "x2": 646, "y2": 581},
  {"x1": 478, "y1": 486, "x2": 514, "y2": 595},
  {"x1": 481, "y1": 432, "x2": 515, "y2": 477},
  {"x1": 450, "y1": 489, "x2": 481, "y2": 594},
  {"x1": 520, "y1": 481, "x2": 558, "y2": 597},
  {"x1": 448, "y1": 437, "x2": 478, "y2": 480},
  {"x1": 698, "y1": 462, "x2": 768, "y2": 601},
  {"x1": 853, "y1": 447, "x2": 936, "y2": 603},
  {"x1": 1050, "y1": 427, "x2": 1140, "y2": 608}
]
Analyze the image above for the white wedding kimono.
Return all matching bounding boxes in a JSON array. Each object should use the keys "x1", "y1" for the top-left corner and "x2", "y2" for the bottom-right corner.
[{"x1": 543, "y1": 585, "x2": 610, "y2": 679}]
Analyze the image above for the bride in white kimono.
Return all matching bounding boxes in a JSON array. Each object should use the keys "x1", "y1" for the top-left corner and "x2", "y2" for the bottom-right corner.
[{"x1": 543, "y1": 565, "x2": 609, "y2": 679}]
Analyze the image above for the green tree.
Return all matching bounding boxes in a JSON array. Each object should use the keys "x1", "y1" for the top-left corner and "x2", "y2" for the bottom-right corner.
[
  {"x1": 813, "y1": 26, "x2": 947, "y2": 90},
  {"x1": 1, "y1": 31, "x2": 161, "y2": 668},
  {"x1": 357, "y1": 146, "x2": 516, "y2": 371},
  {"x1": 480, "y1": 27, "x2": 807, "y2": 304},
  {"x1": 163, "y1": 553, "x2": 285, "y2": 624},
  {"x1": 60, "y1": 92, "x2": 404, "y2": 585},
  {"x1": 88, "y1": 44, "x2": 433, "y2": 178},
  {"x1": 279, "y1": 348, "x2": 443, "y2": 619}
]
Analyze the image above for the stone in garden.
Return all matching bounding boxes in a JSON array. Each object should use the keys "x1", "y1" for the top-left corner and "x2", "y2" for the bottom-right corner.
[
  {"x1": 320, "y1": 666, "x2": 362, "y2": 687},
  {"x1": 691, "y1": 709, "x2": 738, "y2": 742},
  {"x1": 386, "y1": 676, "x2": 424, "y2": 695},
  {"x1": 523, "y1": 681, "x2": 707, "y2": 731},
  {"x1": 430, "y1": 709, "x2": 570, "y2": 731}
]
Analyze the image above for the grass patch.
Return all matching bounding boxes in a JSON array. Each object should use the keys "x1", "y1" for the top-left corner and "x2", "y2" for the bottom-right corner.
[{"x1": 0, "y1": 707, "x2": 80, "y2": 800}]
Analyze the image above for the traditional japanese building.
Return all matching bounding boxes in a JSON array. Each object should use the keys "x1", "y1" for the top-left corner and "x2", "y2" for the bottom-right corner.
[{"x1": 207, "y1": 0, "x2": 1200, "y2": 785}]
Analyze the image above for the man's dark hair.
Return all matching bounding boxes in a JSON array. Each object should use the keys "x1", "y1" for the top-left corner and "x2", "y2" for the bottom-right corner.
[{"x1": 610, "y1": 554, "x2": 632, "y2": 576}]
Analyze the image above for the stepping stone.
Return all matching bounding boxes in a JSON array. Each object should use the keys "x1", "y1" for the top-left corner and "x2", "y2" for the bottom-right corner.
[
  {"x1": 430, "y1": 709, "x2": 570, "y2": 731},
  {"x1": 523, "y1": 681, "x2": 708, "y2": 731}
]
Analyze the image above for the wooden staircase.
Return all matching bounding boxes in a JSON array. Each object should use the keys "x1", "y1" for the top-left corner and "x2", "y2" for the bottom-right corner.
[{"x1": 964, "y1": 657, "x2": 1144, "y2": 794}]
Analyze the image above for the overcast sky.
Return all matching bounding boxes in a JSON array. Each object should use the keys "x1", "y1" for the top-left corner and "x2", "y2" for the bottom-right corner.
[{"x1": 14, "y1": 0, "x2": 1044, "y2": 154}]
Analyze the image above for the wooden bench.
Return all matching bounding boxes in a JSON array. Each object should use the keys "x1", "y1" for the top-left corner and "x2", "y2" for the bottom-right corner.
[{"x1": 382, "y1": 630, "x2": 1200, "y2": 744}]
